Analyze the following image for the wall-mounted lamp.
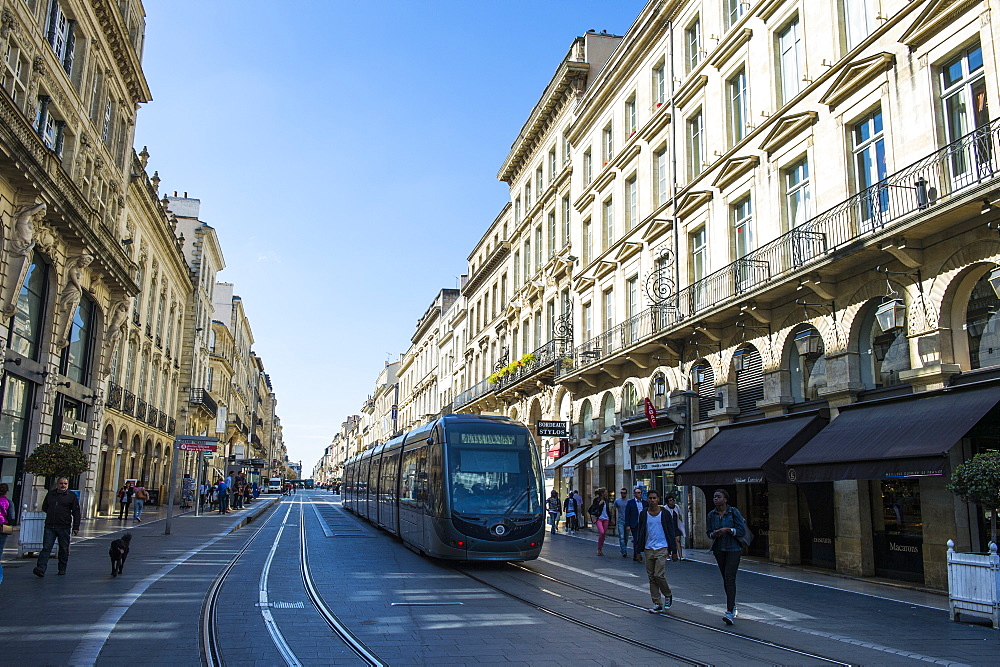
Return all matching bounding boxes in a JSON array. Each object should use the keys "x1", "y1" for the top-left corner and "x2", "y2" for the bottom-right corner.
[
  {"x1": 988, "y1": 268, "x2": 1000, "y2": 299},
  {"x1": 82, "y1": 394, "x2": 96, "y2": 401},
  {"x1": 7, "y1": 357, "x2": 20, "y2": 366},
  {"x1": 121, "y1": 238, "x2": 134, "y2": 245},
  {"x1": 566, "y1": 255, "x2": 578, "y2": 262},
  {"x1": 733, "y1": 347, "x2": 751, "y2": 372},
  {"x1": 793, "y1": 329, "x2": 823, "y2": 359},
  {"x1": 55, "y1": 381, "x2": 71, "y2": 388},
  {"x1": 982, "y1": 199, "x2": 995, "y2": 215}
]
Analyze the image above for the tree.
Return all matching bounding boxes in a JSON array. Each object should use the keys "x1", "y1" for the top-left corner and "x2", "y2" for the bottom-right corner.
[
  {"x1": 947, "y1": 450, "x2": 1000, "y2": 546},
  {"x1": 22, "y1": 442, "x2": 88, "y2": 480}
]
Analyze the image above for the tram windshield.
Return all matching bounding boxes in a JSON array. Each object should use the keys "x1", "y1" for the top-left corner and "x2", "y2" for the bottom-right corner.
[{"x1": 447, "y1": 424, "x2": 542, "y2": 515}]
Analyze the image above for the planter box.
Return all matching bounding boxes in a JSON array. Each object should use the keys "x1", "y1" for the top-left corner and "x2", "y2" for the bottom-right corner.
[
  {"x1": 947, "y1": 539, "x2": 1000, "y2": 629},
  {"x1": 17, "y1": 511, "x2": 46, "y2": 557}
]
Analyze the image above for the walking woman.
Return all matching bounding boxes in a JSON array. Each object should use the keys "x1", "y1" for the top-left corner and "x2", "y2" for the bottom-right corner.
[
  {"x1": 132, "y1": 484, "x2": 148, "y2": 522},
  {"x1": 546, "y1": 490, "x2": 562, "y2": 534},
  {"x1": 588, "y1": 488, "x2": 612, "y2": 556},
  {"x1": 564, "y1": 491, "x2": 578, "y2": 534},
  {"x1": 706, "y1": 488, "x2": 749, "y2": 625},
  {"x1": 117, "y1": 482, "x2": 134, "y2": 520},
  {"x1": 0, "y1": 483, "x2": 12, "y2": 584}
]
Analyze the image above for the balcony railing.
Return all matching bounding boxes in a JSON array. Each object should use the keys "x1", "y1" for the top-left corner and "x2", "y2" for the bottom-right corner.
[
  {"x1": 158, "y1": 412, "x2": 168, "y2": 431},
  {"x1": 557, "y1": 119, "x2": 1000, "y2": 378},
  {"x1": 167, "y1": 417, "x2": 176, "y2": 434},
  {"x1": 189, "y1": 388, "x2": 218, "y2": 417},
  {"x1": 232, "y1": 413, "x2": 244, "y2": 432},
  {"x1": 495, "y1": 340, "x2": 557, "y2": 389},
  {"x1": 146, "y1": 406, "x2": 159, "y2": 427},
  {"x1": 454, "y1": 378, "x2": 492, "y2": 409},
  {"x1": 135, "y1": 398, "x2": 147, "y2": 422},
  {"x1": 122, "y1": 390, "x2": 135, "y2": 416},
  {"x1": 107, "y1": 382, "x2": 123, "y2": 410}
]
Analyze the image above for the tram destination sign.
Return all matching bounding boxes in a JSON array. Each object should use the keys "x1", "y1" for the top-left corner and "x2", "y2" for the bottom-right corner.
[
  {"x1": 177, "y1": 436, "x2": 219, "y2": 453},
  {"x1": 537, "y1": 420, "x2": 569, "y2": 437}
]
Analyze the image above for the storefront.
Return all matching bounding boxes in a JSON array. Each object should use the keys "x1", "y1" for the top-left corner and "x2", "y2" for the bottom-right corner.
[
  {"x1": 626, "y1": 426, "x2": 683, "y2": 498},
  {"x1": 675, "y1": 411, "x2": 828, "y2": 560}
]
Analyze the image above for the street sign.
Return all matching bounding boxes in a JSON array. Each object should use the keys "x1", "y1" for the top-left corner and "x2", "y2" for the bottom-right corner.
[
  {"x1": 537, "y1": 420, "x2": 569, "y2": 437},
  {"x1": 179, "y1": 442, "x2": 217, "y2": 452}
]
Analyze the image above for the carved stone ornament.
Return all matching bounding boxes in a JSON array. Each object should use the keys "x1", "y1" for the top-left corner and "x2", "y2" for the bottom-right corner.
[
  {"x1": 1, "y1": 9, "x2": 20, "y2": 39},
  {"x1": 56, "y1": 253, "x2": 94, "y2": 348},
  {"x1": 0, "y1": 202, "x2": 46, "y2": 318}
]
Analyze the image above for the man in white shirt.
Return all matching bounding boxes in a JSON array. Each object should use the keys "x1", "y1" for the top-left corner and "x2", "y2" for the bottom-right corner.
[{"x1": 634, "y1": 489, "x2": 678, "y2": 613}]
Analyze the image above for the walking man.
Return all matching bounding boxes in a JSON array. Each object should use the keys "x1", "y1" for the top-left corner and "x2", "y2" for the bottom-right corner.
[
  {"x1": 217, "y1": 477, "x2": 229, "y2": 514},
  {"x1": 625, "y1": 487, "x2": 648, "y2": 562},
  {"x1": 634, "y1": 489, "x2": 678, "y2": 613},
  {"x1": 33, "y1": 477, "x2": 81, "y2": 577},
  {"x1": 614, "y1": 488, "x2": 631, "y2": 557}
]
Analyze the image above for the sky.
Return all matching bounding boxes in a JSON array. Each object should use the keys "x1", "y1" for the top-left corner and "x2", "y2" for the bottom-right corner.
[{"x1": 133, "y1": 0, "x2": 648, "y2": 472}]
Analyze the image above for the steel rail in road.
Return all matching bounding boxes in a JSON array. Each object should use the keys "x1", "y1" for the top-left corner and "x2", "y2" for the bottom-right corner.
[{"x1": 504, "y1": 561, "x2": 853, "y2": 666}]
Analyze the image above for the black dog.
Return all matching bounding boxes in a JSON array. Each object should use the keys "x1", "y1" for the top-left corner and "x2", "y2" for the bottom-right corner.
[{"x1": 109, "y1": 532, "x2": 131, "y2": 577}]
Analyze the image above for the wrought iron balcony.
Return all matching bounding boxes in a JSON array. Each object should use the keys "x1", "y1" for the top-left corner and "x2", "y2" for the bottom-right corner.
[
  {"x1": 107, "y1": 382, "x2": 123, "y2": 410},
  {"x1": 122, "y1": 390, "x2": 136, "y2": 416},
  {"x1": 557, "y1": 119, "x2": 1000, "y2": 378},
  {"x1": 146, "y1": 406, "x2": 159, "y2": 427},
  {"x1": 157, "y1": 412, "x2": 167, "y2": 431},
  {"x1": 189, "y1": 388, "x2": 218, "y2": 417},
  {"x1": 135, "y1": 398, "x2": 147, "y2": 422},
  {"x1": 454, "y1": 378, "x2": 493, "y2": 409},
  {"x1": 494, "y1": 340, "x2": 557, "y2": 391},
  {"x1": 167, "y1": 417, "x2": 176, "y2": 434}
]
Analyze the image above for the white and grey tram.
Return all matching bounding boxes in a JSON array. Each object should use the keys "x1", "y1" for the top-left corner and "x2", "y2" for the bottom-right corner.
[{"x1": 342, "y1": 414, "x2": 545, "y2": 561}]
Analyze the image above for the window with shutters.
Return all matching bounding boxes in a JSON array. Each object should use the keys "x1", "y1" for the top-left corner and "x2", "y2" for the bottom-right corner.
[
  {"x1": 692, "y1": 362, "x2": 715, "y2": 421},
  {"x1": 734, "y1": 345, "x2": 764, "y2": 414},
  {"x1": 2, "y1": 38, "x2": 28, "y2": 107},
  {"x1": 46, "y1": 1, "x2": 77, "y2": 77}
]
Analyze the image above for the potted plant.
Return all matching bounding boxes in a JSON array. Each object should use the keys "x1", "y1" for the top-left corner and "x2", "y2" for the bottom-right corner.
[
  {"x1": 945, "y1": 451, "x2": 1000, "y2": 628},
  {"x1": 23, "y1": 442, "x2": 88, "y2": 480},
  {"x1": 520, "y1": 352, "x2": 536, "y2": 365}
]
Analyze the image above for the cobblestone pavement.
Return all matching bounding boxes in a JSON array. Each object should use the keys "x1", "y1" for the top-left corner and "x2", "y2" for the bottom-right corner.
[{"x1": 0, "y1": 490, "x2": 996, "y2": 666}]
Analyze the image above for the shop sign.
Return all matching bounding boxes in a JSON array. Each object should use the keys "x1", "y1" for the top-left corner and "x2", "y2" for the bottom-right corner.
[
  {"x1": 179, "y1": 442, "x2": 218, "y2": 452},
  {"x1": 60, "y1": 418, "x2": 88, "y2": 440},
  {"x1": 643, "y1": 398, "x2": 657, "y2": 427},
  {"x1": 537, "y1": 421, "x2": 569, "y2": 437},
  {"x1": 731, "y1": 475, "x2": 765, "y2": 484},
  {"x1": 634, "y1": 460, "x2": 682, "y2": 471}
]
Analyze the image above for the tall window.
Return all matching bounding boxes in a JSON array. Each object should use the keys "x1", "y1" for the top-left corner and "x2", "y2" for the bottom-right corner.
[
  {"x1": 602, "y1": 122, "x2": 614, "y2": 165},
  {"x1": 690, "y1": 227, "x2": 707, "y2": 283},
  {"x1": 547, "y1": 211, "x2": 556, "y2": 260},
  {"x1": 583, "y1": 148, "x2": 593, "y2": 186},
  {"x1": 3, "y1": 39, "x2": 29, "y2": 105},
  {"x1": 535, "y1": 225, "x2": 543, "y2": 268},
  {"x1": 725, "y1": 0, "x2": 747, "y2": 30},
  {"x1": 582, "y1": 302, "x2": 593, "y2": 341},
  {"x1": 9, "y1": 253, "x2": 47, "y2": 359},
  {"x1": 535, "y1": 165, "x2": 544, "y2": 194},
  {"x1": 563, "y1": 134, "x2": 571, "y2": 166},
  {"x1": 728, "y1": 68, "x2": 749, "y2": 145},
  {"x1": 523, "y1": 239, "x2": 531, "y2": 277},
  {"x1": 61, "y1": 295, "x2": 94, "y2": 384},
  {"x1": 602, "y1": 198, "x2": 614, "y2": 251},
  {"x1": 534, "y1": 312, "x2": 542, "y2": 349},
  {"x1": 844, "y1": 0, "x2": 877, "y2": 51},
  {"x1": 514, "y1": 196, "x2": 521, "y2": 223},
  {"x1": 513, "y1": 250, "x2": 520, "y2": 287},
  {"x1": 626, "y1": 95, "x2": 637, "y2": 135},
  {"x1": 626, "y1": 275, "x2": 640, "y2": 343},
  {"x1": 548, "y1": 148, "x2": 556, "y2": 183},
  {"x1": 625, "y1": 177, "x2": 638, "y2": 232},
  {"x1": 653, "y1": 61, "x2": 666, "y2": 107},
  {"x1": 687, "y1": 110, "x2": 704, "y2": 180},
  {"x1": 525, "y1": 182, "x2": 532, "y2": 208},
  {"x1": 655, "y1": 147, "x2": 668, "y2": 206},
  {"x1": 778, "y1": 18, "x2": 804, "y2": 104},
  {"x1": 686, "y1": 17, "x2": 702, "y2": 73},
  {"x1": 785, "y1": 158, "x2": 811, "y2": 228},
  {"x1": 733, "y1": 197, "x2": 753, "y2": 259},
  {"x1": 583, "y1": 218, "x2": 593, "y2": 265},
  {"x1": 561, "y1": 194, "x2": 571, "y2": 247},
  {"x1": 853, "y1": 110, "x2": 887, "y2": 225},
  {"x1": 603, "y1": 288, "x2": 614, "y2": 333},
  {"x1": 941, "y1": 44, "x2": 988, "y2": 182},
  {"x1": 46, "y1": 1, "x2": 75, "y2": 75}
]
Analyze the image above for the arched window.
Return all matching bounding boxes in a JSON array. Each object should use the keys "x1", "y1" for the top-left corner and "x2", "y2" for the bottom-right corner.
[
  {"x1": 734, "y1": 345, "x2": 763, "y2": 414},
  {"x1": 600, "y1": 393, "x2": 616, "y2": 430},
  {"x1": 859, "y1": 301, "x2": 910, "y2": 388},
  {"x1": 789, "y1": 327, "x2": 827, "y2": 402},
  {"x1": 621, "y1": 383, "x2": 639, "y2": 417},
  {"x1": 581, "y1": 400, "x2": 594, "y2": 438},
  {"x1": 966, "y1": 273, "x2": 1000, "y2": 370},
  {"x1": 692, "y1": 361, "x2": 715, "y2": 421},
  {"x1": 9, "y1": 252, "x2": 48, "y2": 360}
]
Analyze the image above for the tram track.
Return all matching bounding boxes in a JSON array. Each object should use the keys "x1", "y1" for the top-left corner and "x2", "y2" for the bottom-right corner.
[
  {"x1": 454, "y1": 561, "x2": 853, "y2": 667},
  {"x1": 201, "y1": 495, "x2": 386, "y2": 667}
]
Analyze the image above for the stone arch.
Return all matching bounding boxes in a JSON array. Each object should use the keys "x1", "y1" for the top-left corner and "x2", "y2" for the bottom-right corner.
[
  {"x1": 599, "y1": 391, "x2": 616, "y2": 429},
  {"x1": 841, "y1": 278, "x2": 911, "y2": 354},
  {"x1": 774, "y1": 312, "x2": 835, "y2": 369},
  {"x1": 941, "y1": 262, "x2": 1000, "y2": 369},
  {"x1": 927, "y1": 240, "x2": 1000, "y2": 327},
  {"x1": 527, "y1": 397, "x2": 543, "y2": 427}
]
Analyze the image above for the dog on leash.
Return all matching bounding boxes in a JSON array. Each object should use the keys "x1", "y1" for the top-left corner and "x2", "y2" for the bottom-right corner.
[{"x1": 109, "y1": 532, "x2": 131, "y2": 577}]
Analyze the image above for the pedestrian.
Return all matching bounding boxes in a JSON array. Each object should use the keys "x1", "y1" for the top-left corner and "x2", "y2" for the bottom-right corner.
[
  {"x1": 217, "y1": 477, "x2": 229, "y2": 514},
  {"x1": 625, "y1": 487, "x2": 648, "y2": 562},
  {"x1": 634, "y1": 489, "x2": 677, "y2": 613},
  {"x1": 117, "y1": 481, "x2": 134, "y2": 520},
  {"x1": 546, "y1": 490, "x2": 561, "y2": 534},
  {"x1": 664, "y1": 494, "x2": 685, "y2": 561},
  {"x1": 200, "y1": 482, "x2": 209, "y2": 508},
  {"x1": 572, "y1": 489, "x2": 585, "y2": 529},
  {"x1": 614, "y1": 487, "x2": 631, "y2": 558},
  {"x1": 132, "y1": 484, "x2": 148, "y2": 522},
  {"x1": 33, "y1": 477, "x2": 81, "y2": 577},
  {"x1": 588, "y1": 487, "x2": 612, "y2": 556},
  {"x1": 563, "y1": 491, "x2": 578, "y2": 534},
  {"x1": 208, "y1": 483, "x2": 218, "y2": 511},
  {"x1": 0, "y1": 483, "x2": 13, "y2": 585},
  {"x1": 707, "y1": 488, "x2": 748, "y2": 625}
]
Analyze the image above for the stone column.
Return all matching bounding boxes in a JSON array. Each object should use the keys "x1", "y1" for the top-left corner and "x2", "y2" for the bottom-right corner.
[
  {"x1": 767, "y1": 483, "x2": 801, "y2": 564},
  {"x1": 834, "y1": 479, "x2": 875, "y2": 576}
]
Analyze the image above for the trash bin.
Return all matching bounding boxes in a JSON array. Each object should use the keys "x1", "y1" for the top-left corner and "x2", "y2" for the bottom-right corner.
[{"x1": 18, "y1": 510, "x2": 46, "y2": 557}]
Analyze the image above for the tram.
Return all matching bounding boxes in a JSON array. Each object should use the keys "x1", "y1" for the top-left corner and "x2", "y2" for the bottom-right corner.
[{"x1": 343, "y1": 414, "x2": 545, "y2": 561}]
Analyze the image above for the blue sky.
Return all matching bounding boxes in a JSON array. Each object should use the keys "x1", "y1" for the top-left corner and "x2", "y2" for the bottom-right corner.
[{"x1": 134, "y1": 1, "x2": 647, "y2": 470}]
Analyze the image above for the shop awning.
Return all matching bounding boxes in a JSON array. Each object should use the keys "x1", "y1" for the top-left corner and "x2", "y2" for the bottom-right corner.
[
  {"x1": 545, "y1": 441, "x2": 613, "y2": 476},
  {"x1": 625, "y1": 426, "x2": 679, "y2": 448},
  {"x1": 674, "y1": 412, "x2": 827, "y2": 486},
  {"x1": 784, "y1": 383, "x2": 1000, "y2": 483}
]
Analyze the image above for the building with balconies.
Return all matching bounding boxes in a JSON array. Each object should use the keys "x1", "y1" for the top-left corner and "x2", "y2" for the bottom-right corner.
[{"x1": 397, "y1": 289, "x2": 459, "y2": 431}]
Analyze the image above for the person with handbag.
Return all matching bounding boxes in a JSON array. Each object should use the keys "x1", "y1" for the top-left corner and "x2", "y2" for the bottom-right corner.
[
  {"x1": 132, "y1": 485, "x2": 148, "y2": 522},
  {"x1": 587, "y1": 487, "x2": 613, "y2": 556},
  {"x1": 545, "y1": 490, "x2": 561, "y2": 534},
  {"x1": 117, "y1": 482, "x2": 134, "y2": 520},
  {"x1": 0, "y1": 483, "x2": 13, "y2": 584},
  {"x1": 706, "y1": 488, "x2": 750, "y2": 625}
]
